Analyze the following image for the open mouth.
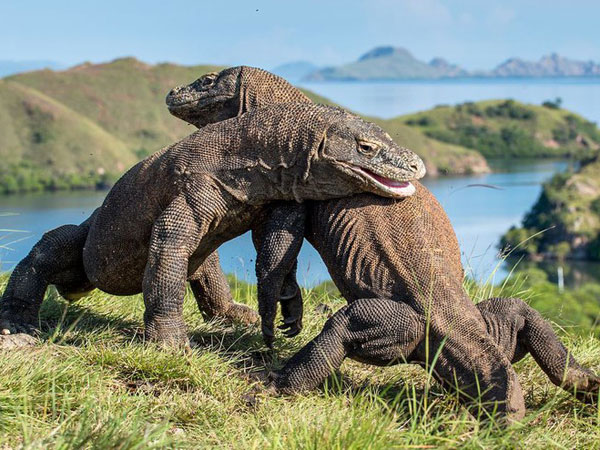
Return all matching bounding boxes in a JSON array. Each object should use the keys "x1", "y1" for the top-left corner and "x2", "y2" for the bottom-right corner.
[{"x1": 353, "y1": 167, "x2": 416, "y2": 197}]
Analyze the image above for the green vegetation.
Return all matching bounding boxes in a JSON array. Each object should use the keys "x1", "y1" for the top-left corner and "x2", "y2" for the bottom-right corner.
[
  {"x1": 489, "y1": 266, "x2": 600, "y2": 337},
  {"x1": 0, "y1": 60, "x2": 221, "y2": 194},
  {"x1": 0, "y1": 274, "x2": 599, "y2": 448},
  {"x1": 403, "y1": 99, "x2": 600, "y2": 159},
  {"x1": 542, "y1": 97, "x2": 563, "y2": 110},
  {"x1": 500, "y1": 156, "x2": 600, "y2": 262},
  {"x1": 0, "y1": 58, "x2": 490, "y2": 194}
]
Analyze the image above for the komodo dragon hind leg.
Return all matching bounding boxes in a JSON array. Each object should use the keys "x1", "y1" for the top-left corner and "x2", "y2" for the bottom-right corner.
[
  {"x1": 478, "y1": 297, "x2": 600, "y2": 404},
  {"x1": 188, "y1": 251, "x2": 259, "y2": 325},
  {"x1": 0, "y1": 220, "x2": 93, "y2": 346}
]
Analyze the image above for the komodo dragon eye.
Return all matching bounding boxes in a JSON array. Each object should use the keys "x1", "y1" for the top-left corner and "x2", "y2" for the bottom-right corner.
[
  {"x1": 357, "y1": 140, "x2": 379, "y2": 158},
  {"x1": 200, "y1": 73, "x2": 218, "y2": 88}
]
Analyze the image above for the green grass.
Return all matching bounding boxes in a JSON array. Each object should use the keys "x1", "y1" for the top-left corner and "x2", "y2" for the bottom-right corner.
[{"x1": 1, "y1": 276, "x2": 599, "y2": 449}]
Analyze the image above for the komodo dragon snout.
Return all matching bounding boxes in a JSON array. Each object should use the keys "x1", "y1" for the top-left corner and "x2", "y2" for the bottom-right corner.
[
  {"x1": 166, "y1": 69, "x2": 238, "y2": 127},
  {"x1": 322, "y1": 117, "x2": 426, "y2": 198}
]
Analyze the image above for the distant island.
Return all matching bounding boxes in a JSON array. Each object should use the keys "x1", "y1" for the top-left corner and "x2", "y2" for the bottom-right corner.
[{"x1": 301, "y1": 46, "x2": 600, "y2": 81}]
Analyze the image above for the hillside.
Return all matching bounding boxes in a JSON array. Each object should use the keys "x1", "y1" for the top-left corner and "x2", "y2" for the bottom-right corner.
[
  {"x1": 501, "y1": 154, "x2": 600, "y2": 262},
  {"x1": 0, "y1": 58, "x2": 489, "y2": 193},
  {"x1": 402, "y1": 99, "x2": 600, "y2": 159},
  {"x1": 305, "y1": 47, "x2": 466, "y2": 81}
]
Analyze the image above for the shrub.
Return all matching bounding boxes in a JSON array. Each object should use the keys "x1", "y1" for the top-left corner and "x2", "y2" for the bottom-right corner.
[
  {"x1": 499, "y1": 226, "x2": 539, "y2": 256},
  {"x1": 485, "y1": 100, "x2": 535, "y2": 120},
  {"x1": 542, "y1": 97, "x2": 562, "y2": 109}
]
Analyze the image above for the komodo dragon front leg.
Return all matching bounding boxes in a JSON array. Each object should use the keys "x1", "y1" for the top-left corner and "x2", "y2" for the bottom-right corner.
[
  {"x1": 253, "y1": 202, "x2": 307, "y2": 347},
  {"x1": 272, "y1": 297, "x2": 600, "y2": 406}
]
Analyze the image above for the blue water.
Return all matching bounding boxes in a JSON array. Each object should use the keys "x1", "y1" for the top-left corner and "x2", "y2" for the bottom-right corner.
[
  {"x1": 2, "y1": 78, "x2": 599, "y2": 287},
  {"x1": 0, "y1": 159, "x2": 575, "y2": 287},
  {"x1": 299, "y1": 78, "x2": 600, "y2": 124}
]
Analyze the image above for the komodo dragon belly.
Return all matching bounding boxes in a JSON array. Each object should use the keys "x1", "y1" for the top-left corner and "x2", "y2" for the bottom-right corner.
[
  {"x1": 83, "y1": 179, "x2": 263, "y2": 296},
  {"x1": 306, "y1": 182, "x2": 464, "y2": 308}
]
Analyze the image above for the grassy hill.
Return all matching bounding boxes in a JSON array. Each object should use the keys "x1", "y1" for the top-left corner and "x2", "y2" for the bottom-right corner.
[
  {"x1": 0, "y1": 275, "x2": 598, "y2": 448},
  {"x1": 403, "y1": 99, "x2": 600, "y2": 158},
  {"x1": 501, "y1": 154, "x2": 600, "y2": 262},
  {"x1": 0, "y1": 58, "x2": 490, "y2": 194},
  {"x1": 0, "y1": 59, "x2": 222, "y2": 193}
]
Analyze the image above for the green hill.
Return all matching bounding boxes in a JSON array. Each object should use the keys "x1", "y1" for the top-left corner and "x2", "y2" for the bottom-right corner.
[
  {"x1": 402, "y1": 99, "x2": 600, "y2": 159},
  {"x1": 0, "y1": 58, "x2": 490, "y2": 194},
  {"x1": 501, "y1": 155, "x2": 600, "y2": 262},
  {"x1": 0, "y1": 79, "x2": 136, "y2": 191}
]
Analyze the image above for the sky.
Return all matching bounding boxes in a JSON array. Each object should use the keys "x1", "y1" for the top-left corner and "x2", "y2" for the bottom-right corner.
[{"x1": 1, "y1": 0, "x2": 599, "y2": 70}]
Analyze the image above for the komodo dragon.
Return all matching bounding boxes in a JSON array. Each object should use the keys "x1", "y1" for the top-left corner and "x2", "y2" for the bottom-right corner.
[
  {"x1": 166, "y1": 66, "x2": 599, "y2": 418},
  {"x1": 0, "y1": 102, "x2": 425, "y2": 348}
]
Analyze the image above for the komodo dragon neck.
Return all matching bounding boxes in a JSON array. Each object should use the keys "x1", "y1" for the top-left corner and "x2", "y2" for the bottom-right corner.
[{"x1": 306, "y1": 182, "x2": 472, "y2": 325}]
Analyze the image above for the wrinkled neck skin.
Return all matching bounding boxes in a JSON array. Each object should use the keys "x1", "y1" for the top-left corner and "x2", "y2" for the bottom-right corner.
[
  {"x1": 207, "y1": 146, "x2": 362, "y2": 206},
  {"x1": 198, "y1": 104, "x2": 363, "y2": 205}
]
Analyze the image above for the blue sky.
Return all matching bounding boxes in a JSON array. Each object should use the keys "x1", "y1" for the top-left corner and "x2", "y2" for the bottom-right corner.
[{"x1": 1, "y1": 0, "x2": 599, "y2": 69}]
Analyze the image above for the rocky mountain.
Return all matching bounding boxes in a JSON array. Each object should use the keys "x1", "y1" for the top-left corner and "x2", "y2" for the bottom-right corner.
[
  {"x1": 493, "y1": 53, "x2": 600, "y2": 77},
  {"x1": 272, "y1": 61, "x2": 320, "y2": 82},
  {"x1": 305, "y1": 46, "x2": 467, "y2": 81},
  {"x1": 301, "y1": 47, "x2": 600, "y2": 81}
]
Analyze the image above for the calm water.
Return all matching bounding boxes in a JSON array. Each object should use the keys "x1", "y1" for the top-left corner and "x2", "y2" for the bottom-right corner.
[
  {"x1": 0, "y1": 159, "x2": 584, "y2": 286},
  {"x1": 2, "y1": 78, "x2": 599, "y2": 287},
  {"x1": 299, "y1": 78, "x2": 600, "y2": 123}
]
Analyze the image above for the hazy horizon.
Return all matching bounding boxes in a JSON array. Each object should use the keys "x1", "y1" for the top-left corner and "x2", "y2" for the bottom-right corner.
[{"x1": 1, "y1": 0, "x2": 599, "y2": 71}]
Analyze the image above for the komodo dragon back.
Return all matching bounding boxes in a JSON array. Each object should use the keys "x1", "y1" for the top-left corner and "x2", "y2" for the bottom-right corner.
[{"x1": 237, "y1": 66, "x2": 312, "y2": 112}]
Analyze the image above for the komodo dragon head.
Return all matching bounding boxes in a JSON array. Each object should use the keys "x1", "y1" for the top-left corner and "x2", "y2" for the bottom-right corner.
[
  {"x1": 310, "y1": 109, "x2": 426, "y2": 197},
  {"x1": 167, "y1": 67, "x2": 426, "y2": 197},
  {"x1": 166, "y1": 66, "x2": 311, "y2": 128}
]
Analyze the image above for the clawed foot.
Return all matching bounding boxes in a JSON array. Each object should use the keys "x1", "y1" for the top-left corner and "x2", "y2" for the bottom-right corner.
[
  {"x1": 573, "y1": 374, "x2": 600, "y2": 404},
  {"x1": 144, "y1": 317, "x2": 191, "y2": 350},
  {"x1": 0, "y1": 316, "x2": 37, "y2": 336},
  {"x1": 279, "y1": 285, "x2": 303, "y2": 339},
  {"x1": 224, "y1": 303, "x2": 260, "y2": 325},
  {"x1": 278, "y1": 317, "x2": 302, "y2": 338},
  {"x1": 0, "y1": 333, "x2": 38, "y2": 350}
]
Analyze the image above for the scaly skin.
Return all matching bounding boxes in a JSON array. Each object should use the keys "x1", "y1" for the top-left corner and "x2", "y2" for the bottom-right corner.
[
  {"x1": 0, "y1": 102, "x2": 425, "y2": 348},
  {"x1": 167, "y1": 66, "x2": 600, "y2": 418}
]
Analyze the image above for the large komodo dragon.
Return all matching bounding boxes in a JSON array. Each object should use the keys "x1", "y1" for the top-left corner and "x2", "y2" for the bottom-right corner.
[
  {"x1": 0, "y1": 102, "x2": 426, "y2": 347},
  {"x1": 167, "y1": 66, "x2": 600, "y2": 418}
]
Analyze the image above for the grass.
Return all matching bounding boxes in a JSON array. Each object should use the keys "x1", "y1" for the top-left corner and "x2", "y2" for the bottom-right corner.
[{"x1": 1, "y1": 276, "x2": 599, "y2": 449}]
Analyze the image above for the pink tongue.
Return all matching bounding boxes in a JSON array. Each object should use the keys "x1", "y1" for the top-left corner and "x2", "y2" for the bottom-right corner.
[{"x1": 363, "y1": 169, "x2": 409, "y2": 188}]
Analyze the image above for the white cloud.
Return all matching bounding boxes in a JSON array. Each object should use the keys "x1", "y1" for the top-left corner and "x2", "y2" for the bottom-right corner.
[{"x1": 488, "y1": 5, "x2": 516, "y2": 26}]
